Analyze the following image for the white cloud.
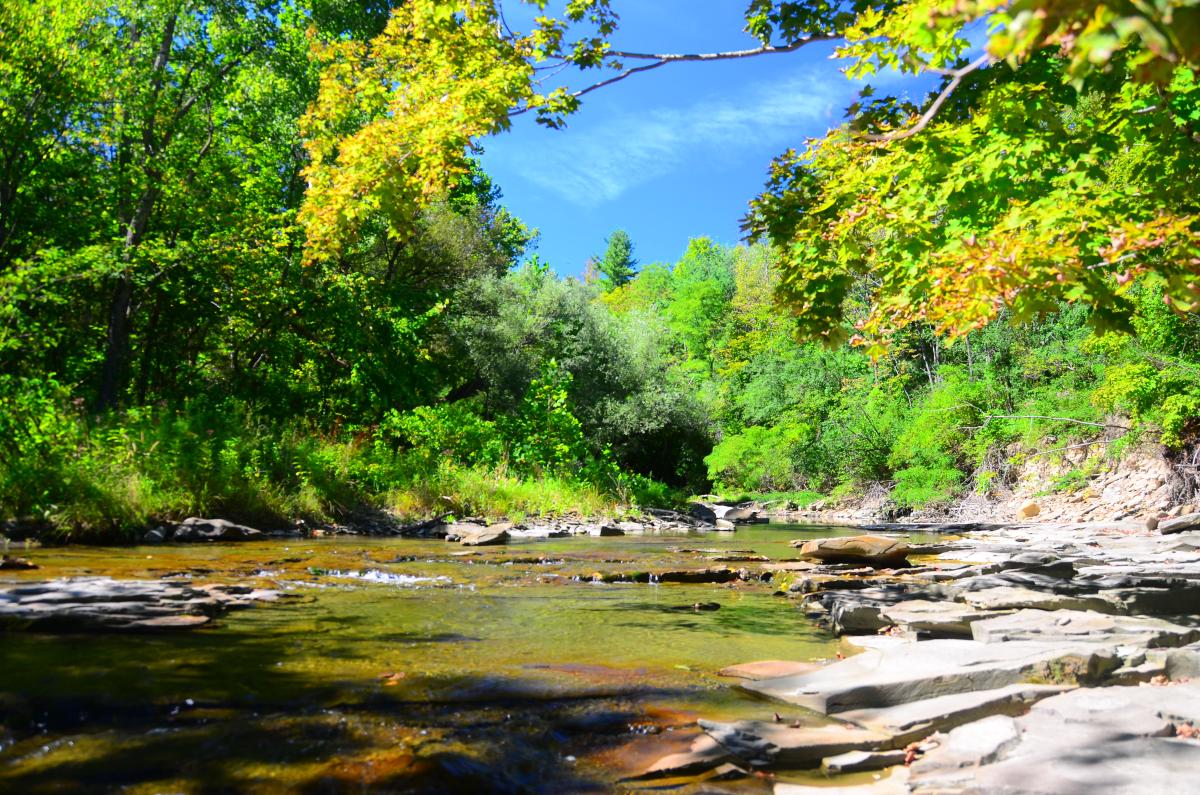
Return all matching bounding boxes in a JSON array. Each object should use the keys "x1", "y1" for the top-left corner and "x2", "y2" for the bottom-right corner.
[{"x1": 486, "y1": 71, "x2": 844, "y2": 207}]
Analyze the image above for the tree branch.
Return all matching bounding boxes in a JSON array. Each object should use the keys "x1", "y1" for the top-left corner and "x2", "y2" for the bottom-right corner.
[
  {"x1": 511, "y1": 36, "x2": 836, "y2": 117},
  {"x1": 864, "y1": 54, "x2": 992, "y2": 143}
]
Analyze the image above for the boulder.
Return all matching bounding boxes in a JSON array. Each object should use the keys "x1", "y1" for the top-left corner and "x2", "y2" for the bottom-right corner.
[
  {"x1": 715, "y1": 518, "x2": 737, "y2": 530},
  {"x1": 688, "y1": 502, "x2": 719, "y2": 523},
  {"x1": 0, "y1": 555, "x2": 37, "y2": 570},
  {"x1": 1016, "y1": 500, "x2": 1041, "y2": 520},
  {"x1": 590, "y1": 525, "x2": 625, "y2": 537},
  {"x1": 173, "y1": 517, "x2": 265, "y2": 542},
  {"x1": 793, "y1": 535, "x2": 910, "y2": 567},
  {"x1": 460, "y1": 528, "x2": 509, "y2": 546}
]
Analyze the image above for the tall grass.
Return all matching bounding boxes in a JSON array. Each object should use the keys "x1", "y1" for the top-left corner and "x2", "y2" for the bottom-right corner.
[{"x1": 0, "y1": 397, "x2": 647, "y2": 541}]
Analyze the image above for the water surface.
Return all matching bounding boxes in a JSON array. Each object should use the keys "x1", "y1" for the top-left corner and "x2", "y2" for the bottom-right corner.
[{"x1": 1, "y1": 523, "x2": 871, "y2": 793}]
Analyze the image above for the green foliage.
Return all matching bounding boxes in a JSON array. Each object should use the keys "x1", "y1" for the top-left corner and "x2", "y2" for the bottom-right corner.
[{"x1": 891, "y1": 465, "x2": 964, "y2": 509}]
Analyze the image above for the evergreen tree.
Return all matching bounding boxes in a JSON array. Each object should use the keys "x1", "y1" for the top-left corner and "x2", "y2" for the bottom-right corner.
[{"x1": 597, "y1": 230, "x2": 638, "y2": 290}]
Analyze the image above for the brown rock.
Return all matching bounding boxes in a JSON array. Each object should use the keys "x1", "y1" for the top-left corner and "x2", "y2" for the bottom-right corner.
[
  {"x1": 1016, "y1": 500, "x2": 1041, "y2": 520},
  {"x1": 0, "y1": 555, "x2": 38, "y2": 570},
  {"x1": 793, "y1": 535, "x2": 910, "y2": 566},
  {"x1": 460, "y1": 528, "x2": 509, "y2": 546},
  {"x1": 1145, "y1": 516, "x2": 1160, "y2": 532}
]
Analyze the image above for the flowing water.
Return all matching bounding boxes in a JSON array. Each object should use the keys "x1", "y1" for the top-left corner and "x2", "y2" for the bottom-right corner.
[{"x1": 0, "y1": 523, "x2": 876, "y2": 793}]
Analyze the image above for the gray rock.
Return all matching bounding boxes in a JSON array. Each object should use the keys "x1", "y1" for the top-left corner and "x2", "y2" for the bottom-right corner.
[
  {"x1": 0, "y1": 576, "x2": 285, "y2": 632},
  {"x1": 908, "y1": 714, "x2": 1022, "y2": 775},
  {"x1": 970, "y1": 609, "x2": 1200, "y2": 647},
  {"x1": 909, "y1": 682, "x2": 1200, "y2": 795},
  {"x1": 460, "y1": 528, "x2": 509, "y2": 546},
  {"x1": 958, "y1": 585, "x2": 1124, "y2": 614},
  {"x1": 742, "y1": 639, "x2": 1120, "y2": 714},
  {"x1": 715, "y1": 518, "x2": 737, "y2": 530},
  {"x1": 879, "y1": 599, "x2": 1001, "y2": 637},
  {"x1": 173, "y1": 517, "x2": 265, "y2": 542},
  {"x1": 836, "y1": 683, "x2": 1070, "y2": 746},
  {"x1": 1160, "y1": 512, "x2": 1200, "y2": 534},
  {"x1": 142, "y1": 528, "x2": 167, "y2": 543}
]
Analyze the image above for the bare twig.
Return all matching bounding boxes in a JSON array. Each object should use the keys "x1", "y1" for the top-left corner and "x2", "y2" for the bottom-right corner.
[{"x1": 511, "y1": 36, "x2": 836, "y2": 117}]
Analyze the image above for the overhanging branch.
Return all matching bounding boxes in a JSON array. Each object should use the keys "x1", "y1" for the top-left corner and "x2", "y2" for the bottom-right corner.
[
  {"x1": 863, "y1": 53, "x2": 992, "y2": 143},
  {"x1": 510, "y1": 36, "x2": 836, "y2": 117}
]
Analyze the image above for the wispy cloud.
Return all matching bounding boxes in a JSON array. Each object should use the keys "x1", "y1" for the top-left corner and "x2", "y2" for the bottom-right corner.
[{"x1": 486, "y1": 71, "x2": 846, "y2": 207}]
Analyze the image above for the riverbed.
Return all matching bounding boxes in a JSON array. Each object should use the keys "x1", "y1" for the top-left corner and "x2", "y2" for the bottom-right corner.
[{"x1": 0, "y1": 524, "x2": 864, "y2": 793}]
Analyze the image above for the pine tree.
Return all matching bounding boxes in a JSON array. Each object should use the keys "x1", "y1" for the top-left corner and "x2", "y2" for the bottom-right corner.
[{"x1": 597, "y1": 230, "x2": 637, "y2": 290}]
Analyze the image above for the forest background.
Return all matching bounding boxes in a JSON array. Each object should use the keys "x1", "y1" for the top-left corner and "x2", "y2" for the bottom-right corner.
[{"x1": 1, "y1": 0, "x2": 1198, "y2": 540}]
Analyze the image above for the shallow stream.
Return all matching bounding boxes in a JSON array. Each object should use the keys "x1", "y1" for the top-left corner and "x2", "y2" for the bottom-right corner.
[{"x1": 1, "y1": 523, "x2": 872, "y2": 793}]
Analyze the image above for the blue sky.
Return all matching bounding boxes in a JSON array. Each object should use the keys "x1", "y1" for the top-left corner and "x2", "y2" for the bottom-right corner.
[{"x1": 478, "y1": 2, "x2": 920, "y2": 278}]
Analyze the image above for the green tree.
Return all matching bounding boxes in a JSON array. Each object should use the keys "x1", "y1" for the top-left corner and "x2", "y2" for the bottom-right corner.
[{"x1": 596, "y1": 229, "x2": 638, "y2": 290}]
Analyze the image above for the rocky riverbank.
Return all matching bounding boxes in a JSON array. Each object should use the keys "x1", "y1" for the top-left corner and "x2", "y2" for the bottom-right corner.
[{"x1": 636, "y1": 517, "x2": 1200, "y2": 793}]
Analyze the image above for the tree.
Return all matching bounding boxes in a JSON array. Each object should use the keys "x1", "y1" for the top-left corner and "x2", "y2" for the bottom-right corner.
[
  {"x1": 597, "y1": 230, "x2": 638, "y2": 289},
  {"x1": 301, "y1": 0, "x2": 1200, "y2": 346}
]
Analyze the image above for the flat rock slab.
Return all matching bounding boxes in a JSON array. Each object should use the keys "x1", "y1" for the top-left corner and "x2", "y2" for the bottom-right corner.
[
  {"x1": 717, "y1": 660, "x2": 826, "y2": 681},
  {"x1": 971, "y1": 609, "x2": 1200, "y2": 647},
  {"x1": 775, "y1": 768, "x2": 910, "y2": 794},
  {"x1": 632, "y1": 734, "x2": 732, "y2": 779},
  {"x1": 793, "y1": 535, "x2": 910, "y2": 567},
  {"x1": 0, "y1": 576, "x2": 285, "y2": 632},
  {"x1": 836, "y1": 683, "x2": 1071, "y2": 746},
  {"x1": 743, "y1": 639, "x2": 1119, "y2": 714},
  {"x1": 958, "y1": 585, "x2": 1123, "y2": 614},
  {"x1": 909, "y1": 682, "x2": 1200, "y2": 794},
  {"x1": 1160, "y1": 512, "x2": 1200, "y2": 535},
  {"x1": 879, "y1": 599, "x2": 1001, "y2": 638},
  {"x1": 821, "y1": 748, "x2": 908, "y2": 773},
  {"x1": 699, "y1": 719, "x2": 891, "y2": 768}
]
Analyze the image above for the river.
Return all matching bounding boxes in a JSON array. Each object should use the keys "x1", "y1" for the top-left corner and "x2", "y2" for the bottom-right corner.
[{"x1": 1, "y1": 523, "x2": 870, "y2": 793}]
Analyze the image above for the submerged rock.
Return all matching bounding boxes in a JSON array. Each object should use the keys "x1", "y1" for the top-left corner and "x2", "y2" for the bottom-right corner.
[
  {"x1": 0, "y1": 576, "x2": 285, "y2": 632},
  {"x1": 717, "y1": 660, "x2": 826, "y2": 681},
  {"x1": 0, "y1": 555, "x2": 37, "y2": 570},
  {"x1": 699, "y1": 719, "x2": 891, "y2": 768}
]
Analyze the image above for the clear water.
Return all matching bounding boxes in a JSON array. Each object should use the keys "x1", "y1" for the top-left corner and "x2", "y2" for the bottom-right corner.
[{"x1": 0, "y1": 523, "x2": 872, "y2": 793}]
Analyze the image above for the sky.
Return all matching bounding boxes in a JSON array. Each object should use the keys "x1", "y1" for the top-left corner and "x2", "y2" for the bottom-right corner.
[{"x1": 478, "y1": 2, "x2": 924, "y2": 278}]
